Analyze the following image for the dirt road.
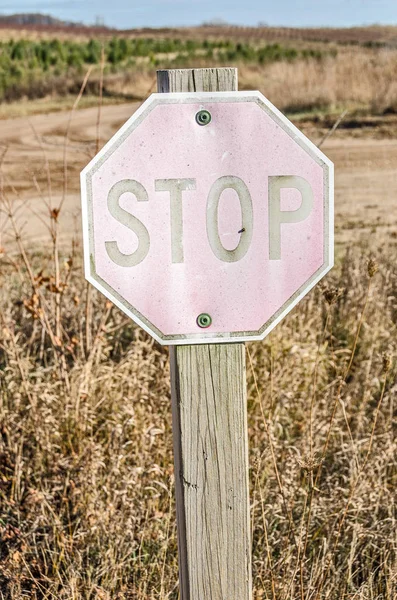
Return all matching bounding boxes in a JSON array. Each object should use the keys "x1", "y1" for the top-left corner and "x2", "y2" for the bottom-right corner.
[{"x1": 1, "y1": 102, "x2": 396, "y2": 249}]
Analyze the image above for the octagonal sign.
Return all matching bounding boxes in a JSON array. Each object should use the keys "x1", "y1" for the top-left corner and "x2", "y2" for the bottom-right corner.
[{"x1": 81, "y1": 91, "x2": 333, "y2": 345}]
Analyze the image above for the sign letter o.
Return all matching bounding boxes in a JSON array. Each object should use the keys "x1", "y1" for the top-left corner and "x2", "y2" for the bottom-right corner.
[{"x1": 206, "y1": 176, "x2": 253, "y2": 263}]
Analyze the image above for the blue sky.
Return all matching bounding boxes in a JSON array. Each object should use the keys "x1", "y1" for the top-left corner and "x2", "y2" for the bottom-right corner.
[{"x1": 0, "y1": 0, "x2": 396, "y2": 29}]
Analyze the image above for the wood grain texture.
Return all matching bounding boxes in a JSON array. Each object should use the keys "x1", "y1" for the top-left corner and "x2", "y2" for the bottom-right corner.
[
  {"x1": 157, "y1": 67, "x2": 238, "y2": 93},
  {"x1": 170, "y1": 344, "x2": 252, "y2": 600},
  {"x1": 159, "y1": 67, "x2": 251, "y2": 600}
]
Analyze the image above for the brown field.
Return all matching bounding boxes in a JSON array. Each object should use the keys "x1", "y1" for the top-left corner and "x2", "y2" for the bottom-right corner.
[
  {"x1": 1, "y1": 22, "x2": 397, "y2": 45},
  {"x1": 0, "y1": 27, "x2": 396, "y2": 600}
]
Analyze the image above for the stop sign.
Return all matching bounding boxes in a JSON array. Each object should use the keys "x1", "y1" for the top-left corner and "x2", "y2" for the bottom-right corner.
[{"x1": 81, "y1": 91, "x2": 333, "y2": 345}]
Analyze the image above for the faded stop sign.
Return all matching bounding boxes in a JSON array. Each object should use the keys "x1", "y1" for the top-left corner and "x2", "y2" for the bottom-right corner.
[{"x1": 81, "y1": 91, "x2": 333, "y2": 345}]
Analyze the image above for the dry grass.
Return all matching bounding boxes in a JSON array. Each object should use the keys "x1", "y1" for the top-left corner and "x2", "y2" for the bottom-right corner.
[
  {"x1": 0, "y1": 217, "x2": 396, "y2": 599},
  {"x1": 0, "y1": 71, "x2": 396, "y2": 600},
  {"x1": 237, "y1": 49, "x2": 397, "y2": 114}
]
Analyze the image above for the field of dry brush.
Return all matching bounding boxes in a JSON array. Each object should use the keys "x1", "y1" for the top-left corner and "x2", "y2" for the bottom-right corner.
[{"x1": 0, "y1": 24, "x2": 396, "y2": 600}]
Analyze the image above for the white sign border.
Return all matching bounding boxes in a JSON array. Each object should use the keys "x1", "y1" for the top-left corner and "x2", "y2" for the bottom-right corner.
[{"x1": 81, "y1": 91, "x2": 334, "y2": 346}]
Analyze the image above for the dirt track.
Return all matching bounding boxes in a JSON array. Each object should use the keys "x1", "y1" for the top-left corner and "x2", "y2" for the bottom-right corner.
[{"x1": 1, "y1": 102, "x2": 397, "y2": 250}]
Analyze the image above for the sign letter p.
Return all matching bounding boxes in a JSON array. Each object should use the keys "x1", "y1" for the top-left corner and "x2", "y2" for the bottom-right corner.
[{"x1": 268, "y1": 176, "x2": 314, "y2": 260}]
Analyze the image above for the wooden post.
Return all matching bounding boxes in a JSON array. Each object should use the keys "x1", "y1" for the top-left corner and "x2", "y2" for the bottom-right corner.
[{"x1": 157, "y1": 68, "x2": 252, "y2": 600}]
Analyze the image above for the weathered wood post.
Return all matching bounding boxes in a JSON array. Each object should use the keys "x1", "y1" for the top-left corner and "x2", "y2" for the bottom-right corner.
[{"x1": 157, "y1": 68, "x2": 252, "y2": 600}]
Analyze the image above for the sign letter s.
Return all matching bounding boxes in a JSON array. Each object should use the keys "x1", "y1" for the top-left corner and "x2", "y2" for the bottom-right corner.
[{"x1": 105, "y1": 180, "x2": 150, "y2": 267}]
